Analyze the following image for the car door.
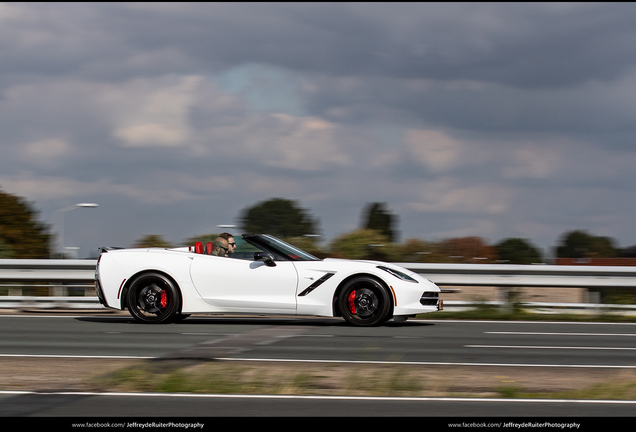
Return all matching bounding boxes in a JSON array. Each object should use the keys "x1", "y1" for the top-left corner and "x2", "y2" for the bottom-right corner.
[{"x1": 189, "y1": 255, "x2": 299, "y2": 313}]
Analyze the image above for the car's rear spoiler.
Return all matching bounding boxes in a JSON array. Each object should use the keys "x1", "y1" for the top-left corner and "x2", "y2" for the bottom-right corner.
[{"x1": 98, "y1": 246, "x2": 124, "y2": 254}]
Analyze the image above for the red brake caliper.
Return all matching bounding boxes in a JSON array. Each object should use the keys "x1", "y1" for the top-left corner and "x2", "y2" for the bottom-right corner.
[
  {"x1": 348, "y1": 290, "x2": 357, "y2": 314},
  {"x1": 160, "y1": 290, "x2": 168, "y2": 308}
]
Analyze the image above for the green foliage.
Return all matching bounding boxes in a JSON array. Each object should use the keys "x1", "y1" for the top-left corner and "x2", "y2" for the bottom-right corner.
[
  {"x1": 281, "y1": 235, "x2": 326, "y2": 258},
  {"x1": 182, "y1": 233, "x2": 222, "y2": 247},
  {"x1": 495, "y1": 238, "x2": 543, "y2": 264},
  {"x1": 556, "y1": 230, "x2": 618, "y2": 258},
  {"x1": 0, "y1": 188, "x2": 51, "y2": 258},
  {"x1": 239, "y1": 198, "x2": 319, "y2": 239},
  {"x1": 361, "y1": 202, "x2": 397, "y2": 242},
  {"x1": 131, "y1": 234, "x2": 173, "y2": 248},
  {"x1": 400, "y1": 238, "x2": 450, "y2": 263},
  {"x1": 329, "y1": 229, "x2": 400, "y2": 261},
  {"x1": 0, "y1": 239, "x2": 15, "y2": 258}
]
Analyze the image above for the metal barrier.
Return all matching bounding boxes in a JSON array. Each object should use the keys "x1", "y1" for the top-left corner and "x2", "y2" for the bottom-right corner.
[
  {"x1": 0, "y1": 259, "x2": 96, "y2": 282},
  {"x1": 4, "y1": 259, "x2": 636, "y2": 287},
  {"x1": 1, "y1": 259, "x2": 635, "y2": 313},
  {"x1": 396, "y1": 262, "x2": 636, "y2": 288}
]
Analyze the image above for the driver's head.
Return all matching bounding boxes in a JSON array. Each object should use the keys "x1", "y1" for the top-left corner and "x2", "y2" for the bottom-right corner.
[{"x1": 219, "y1": 232, "x2": 236, "y2": 255}]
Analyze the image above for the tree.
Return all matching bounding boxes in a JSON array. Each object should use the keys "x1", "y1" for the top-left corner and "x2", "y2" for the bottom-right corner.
[
  {"x1": 329, "y1": 229, "x2": 400, "y2": 261},
  {"x1": 0, "y1": 188, "x2": 51, "y2": 258},
  {"x1": 239, "y1": 198, "x2": 319, "y2": 239},
  {"x1": 556, "y1": 230, "x2": 618, "y2": 258},
  {"x1": 0, "y1": 239, "x2": 15, "y2": 258},
  {"x1": 438, "y1": 236, "x2": 496, "y2": 263},
  {"x1": 360, "y1": 202, "x2": 397, "y2": 242},
  {"x1": 182, "y1": 233, "x2": 220, "y2": 248},
  {"x1": 132, "y1": 234, "x2": 173, "y2": 248},
  {"x1": 495, "y1": 238, "x2": 543, "y2": 264},
  {"x1": 399, "y1": 238, "x2": 450, "y2": 263},
  {"x1": 620, "y1": 245, "x2": 636, "y2": 258},
  {"x1": 282, "y1": 235, "x2": 327, "y2": 259}
]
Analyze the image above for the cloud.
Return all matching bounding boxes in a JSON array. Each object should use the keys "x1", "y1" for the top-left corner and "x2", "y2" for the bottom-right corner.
[
  {"x1": 3, "y1": 3, "x2": 636, "y2": 256},
  {"x1": 21, "y1": 138, "x2": 71, "y2": 164},
  {"x1": 407, "y1": 178, "x2": 511, "y2": 215},
  {"x1": 113, "y1": 123, "x2": 186, "y2": 147},
  {"x1": 404, "y1": 129, "x2": 466, "y2": 172},
  {"x1": 99, "y1": 75, "x2": 203, "y2": 148},
  {"x1": 238, "y1": 113, "x2": 351, "y2": 171},
  {"x1": 0, "y1": 168, "x2": 246, "y2": 209}
]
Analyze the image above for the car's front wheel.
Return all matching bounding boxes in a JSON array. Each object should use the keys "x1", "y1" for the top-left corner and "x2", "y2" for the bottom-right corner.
[
  {"x1": 338, "y1": 277, "x2": 392, "y2": 326},
  {"x1": 126, "y1": 272, "x2": 180, "y2": 324}
]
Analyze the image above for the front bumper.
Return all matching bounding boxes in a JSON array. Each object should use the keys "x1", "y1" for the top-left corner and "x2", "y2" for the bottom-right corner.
[{"x1": 420, "y1": 291, "x2": 443, "y2": 311}]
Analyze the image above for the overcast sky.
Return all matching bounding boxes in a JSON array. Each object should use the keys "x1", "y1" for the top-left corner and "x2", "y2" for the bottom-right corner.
[{"x1": 2, "y1": 2, "x2": 636, "y2": 258}]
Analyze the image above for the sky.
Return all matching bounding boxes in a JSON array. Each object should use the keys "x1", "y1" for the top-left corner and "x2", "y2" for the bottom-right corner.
[{"x1": 2, "y1": 2, "x2": 636, "y2": 259}]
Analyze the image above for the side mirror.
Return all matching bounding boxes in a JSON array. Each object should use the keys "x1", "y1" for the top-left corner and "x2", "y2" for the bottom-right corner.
[{"x1": 254, "y1": 252, "x2": 276, "y2": 267}]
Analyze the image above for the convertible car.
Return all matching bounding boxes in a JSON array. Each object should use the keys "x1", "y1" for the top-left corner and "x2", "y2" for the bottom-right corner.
[{"x1": 95, "y1": 234, "x2": 442, "y2": 326}]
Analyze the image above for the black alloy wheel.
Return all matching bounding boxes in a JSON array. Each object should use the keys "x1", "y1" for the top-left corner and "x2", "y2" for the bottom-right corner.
[
  {"x1": 127, "y1": 272, "x2": 180, "y2": 324},
  {"x1": 338, "y1": 276, "x2": 392, "y2": 326}
]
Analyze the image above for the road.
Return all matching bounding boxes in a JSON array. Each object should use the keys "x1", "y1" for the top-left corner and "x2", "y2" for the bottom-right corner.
[{"x1": 0, "y1": 313, "x2": 635, "y2": 417}]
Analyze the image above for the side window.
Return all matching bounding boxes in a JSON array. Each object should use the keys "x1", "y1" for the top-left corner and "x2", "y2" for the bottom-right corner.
[{"x1": 230, "y1": 237, "x2": 266, "y2": 260}]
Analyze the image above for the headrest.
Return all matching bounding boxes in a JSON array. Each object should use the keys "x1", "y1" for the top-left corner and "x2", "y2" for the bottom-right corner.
[{"x1": 195, "y1": 242, "x2": 204, "y2": 254}]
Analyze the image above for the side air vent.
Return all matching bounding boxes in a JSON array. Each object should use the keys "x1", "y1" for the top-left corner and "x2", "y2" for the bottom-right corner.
[{"x1": 298, "y1": 273, "x2": 335, "y2": 297}]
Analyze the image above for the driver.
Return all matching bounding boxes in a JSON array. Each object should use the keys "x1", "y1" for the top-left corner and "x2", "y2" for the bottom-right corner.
[{"x1": 219, "y1": 232, "x2": 236, "y2": 257}]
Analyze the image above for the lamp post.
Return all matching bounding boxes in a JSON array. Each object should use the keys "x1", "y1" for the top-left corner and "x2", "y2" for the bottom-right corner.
[
  {"x1": 52, "y1": 203, "x2": 99, "y2": 258},
  {"x1": 216, "y1": 225, "x2": 237, "y2": 230}
]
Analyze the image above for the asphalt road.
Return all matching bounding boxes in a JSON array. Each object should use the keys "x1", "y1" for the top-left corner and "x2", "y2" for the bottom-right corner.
[
  {"x1": 2, "y1": 314, "x2": 636, "y2": 366},
  {"x1": 1, "y1": 313, "x2": 636, "y2": 418}
]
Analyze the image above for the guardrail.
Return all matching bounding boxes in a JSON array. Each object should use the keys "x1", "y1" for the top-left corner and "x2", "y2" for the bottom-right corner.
[
  {"x1": 397, "y1": 262, "x2": 636, "y2": 288},
  {"x1": 1, "y1": 296, "x2": 634, "y2": 315},
  {"x1": 0, "y1": 259, "x2": 96, "y2": 282},
  {"x1": 4, "y1": 259, "x2": 636, "y2": 287},
  {"x1": 1, "y1": 259, "x2": 635, "y2": 313}
]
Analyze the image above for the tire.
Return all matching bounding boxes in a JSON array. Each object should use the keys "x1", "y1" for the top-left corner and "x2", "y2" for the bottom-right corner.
[
  {"x1": 173, "y1": 313, "x2": 191, "y2": 322},
  {"x1": 338, "y1": 276, "x2": 392, "y2": 327},
  {"x1": 126, "y1": 272, "x2": 180, "y2": 324}
]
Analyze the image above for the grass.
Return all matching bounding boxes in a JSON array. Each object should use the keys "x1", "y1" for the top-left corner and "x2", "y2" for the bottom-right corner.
[
  {"x1": 89, "y1": 361, "x2": 636, "y2": 401},
  {"x1": 496, "y1": 380, "x2": 636, "y2": 401},
  {"x1": 425, "y1": 304, "x2": 636, "y2": 323},
  {"x1": 92, "y1": 362, "x2": 440, "y2": 397},
  {"x1": 86, "y1": 306, "x2": 636, "y2": 399}
]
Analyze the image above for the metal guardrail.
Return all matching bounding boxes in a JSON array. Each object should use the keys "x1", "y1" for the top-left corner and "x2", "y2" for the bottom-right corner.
[
  {"x1": 0, "y1": 297, "x2": 634, "y2": 315},
  {"x1": 397, "y1": 262, "x2": 636, "y2": 288},
  {"x1": 1, "y1": 259, "x2": 635, "y2": 314},
  {"x1": 0, "y1": 296, "x2": 105, "y2": 309},
  {"x1": 0, "y1": 259, "x2": 96, "y2": 282},
  {"x1": 3, "y1": 259, "x2": 636, "y2": 287}
]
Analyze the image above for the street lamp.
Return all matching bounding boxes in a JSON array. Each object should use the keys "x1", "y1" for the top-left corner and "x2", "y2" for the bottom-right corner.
[{"x1": 52, "y1": 203, "x2": 99, "y2": 258}]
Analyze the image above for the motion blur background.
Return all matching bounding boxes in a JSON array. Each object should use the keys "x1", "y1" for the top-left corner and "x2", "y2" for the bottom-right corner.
[{"x1": 2, "y1": 3, "x2": 636, "y2": 263}]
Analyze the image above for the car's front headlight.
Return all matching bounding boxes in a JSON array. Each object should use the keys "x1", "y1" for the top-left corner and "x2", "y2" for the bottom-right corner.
[{"x1": 377, "y1": 266, "x2": 418, "y2": 283}]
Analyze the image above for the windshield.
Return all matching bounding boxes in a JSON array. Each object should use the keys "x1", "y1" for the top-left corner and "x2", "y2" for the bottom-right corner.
[{"x1": 243, "y1": 234, "x2": 320, "y2": 261}]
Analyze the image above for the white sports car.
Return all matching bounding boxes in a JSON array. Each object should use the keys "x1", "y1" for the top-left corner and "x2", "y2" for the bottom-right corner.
[{"x1": 95, "y1": 234, "x2": 442, "y2": 326}]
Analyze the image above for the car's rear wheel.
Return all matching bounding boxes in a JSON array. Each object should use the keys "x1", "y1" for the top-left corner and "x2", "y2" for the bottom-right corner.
[
  {"x1": 127, "y1": 273, "x2": 180, "y2": 324},
  {"x1": 338, "y1": 276, "x2": 392, "y2": 326}
]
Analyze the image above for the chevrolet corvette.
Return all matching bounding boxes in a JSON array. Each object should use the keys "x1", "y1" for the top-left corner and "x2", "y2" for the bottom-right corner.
[{"x1": 95, "y1": 234, "x2": 442, "y2": 326}]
